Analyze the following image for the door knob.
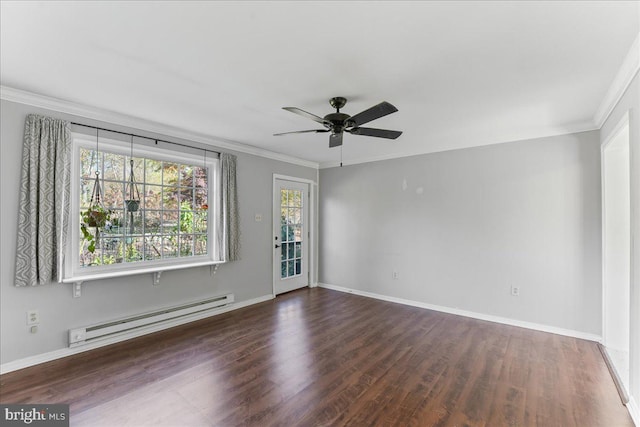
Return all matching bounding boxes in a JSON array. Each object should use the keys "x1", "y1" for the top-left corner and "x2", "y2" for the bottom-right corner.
[{"x1": 275, "y1": 244, "x2": 281, "y2": 249}]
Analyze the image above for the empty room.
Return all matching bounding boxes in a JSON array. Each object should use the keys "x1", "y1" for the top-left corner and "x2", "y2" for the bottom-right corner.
[{"x1": 0, "y1": 1, "x2": 638, "y2": 426}]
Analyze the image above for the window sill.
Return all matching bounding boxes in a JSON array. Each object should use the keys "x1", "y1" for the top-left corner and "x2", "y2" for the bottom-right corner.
[{"x1": 62, "y1": 260, "x2": 225, "y2": 296}]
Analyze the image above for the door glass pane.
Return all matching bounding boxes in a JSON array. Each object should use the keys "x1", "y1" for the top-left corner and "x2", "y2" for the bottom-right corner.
[
  {"x1": 288, "y1": 260, "x2": 295, "y2": 276},
  {"x1": 288, "y1": 242, "x2": 295, "y2": 259},
  {"x1": 280, "y1": 187, "x2": 304, "y2": 279}
]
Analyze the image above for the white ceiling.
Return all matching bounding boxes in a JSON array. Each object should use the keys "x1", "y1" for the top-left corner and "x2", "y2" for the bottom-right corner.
[{"x1": 1, "y1": 1, "x2": 638, "y2": 167}]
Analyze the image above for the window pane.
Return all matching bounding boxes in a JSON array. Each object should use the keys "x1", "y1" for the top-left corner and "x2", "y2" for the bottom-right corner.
[
  {"x1": 144, "y1": 210, "x2": 162, "y2": 234},
  {"x1": 80, "y1": 178, "x2": 93, "y2": 208},
  {"x1": 107, "y1": 209, "x2": 125, "y2": 233},
  {"x1": 281, "y1": 243, "x2": 288, "y2": 261},
  {"x1": 145, "y1": 236, "x2": 163, "y2": 261},
  {"x1": 103, "y1": 237, "x2": 123, "y2": 264},
  {"x1": 179, "y1": 206, "x2": 194, "y2": 233},
  {"x1": 102, "y1": 152, "x2": 124, "y2": 181},
  {"x1": 145, "y1": 159, "x2": 163, "y2": 185},
  {"x1": 195, "y1": 235, "x2": 207, "y2": 256},
  {"x1": 195, "y1": 188, "x2": 207, "y2": 208},
  {"x1": 180, "y1": 235, "x2": 194, "y2": 257},
  {"x1": 163, "y1": 211, "x2": 179, "y2": 234},
  {"x1": 144, "y1": 185, "x2": 162, "y2": 210},
  {"x1": 125, "y1": 212, "x2": 142, "y2": 235},
  {"x1": 295, "y1": 259, "x2": 301, "y2": 275},
  {"x1": 295, "y1": 242, "x2": 301, "y2": 258},
  {"x1": 194, "y1": 166, "x2": 207, "y2": 188},
  {"x1": 180, "y1": 164, "x2": 193, "y2": 184},
  {"x1": 179, "y1": 190, "x2": 193, "y2": 210},
  {"x1": 163, "y1": 163, "x2": 179, "y2": 185},
  {"x1": 194, "y1": 210, "x2": 207, "y2": 233},
  {"x1": 163, "y1": 236, "x2": 178, "y2": 258},
  {"x1": 103, "y1": 181, "x2": 124, "y2": 209},
  {"x1": 80, "y1": 148, "x2": 96, "y2": 179},
  {"x1": 124, "y1": 238, "x2": 143, "y2": 263},
  {"x1": 281, "y1": 261, "x2": 287, "y2": 278},
  {"x1": 163, "y1": 187, "x2": 179, "y2": 210}
]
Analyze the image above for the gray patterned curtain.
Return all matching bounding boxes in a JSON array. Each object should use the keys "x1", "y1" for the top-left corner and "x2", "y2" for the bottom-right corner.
[
  {"x1": 15, "y1": 115, "x2": 71, "y2": 286},
  {"x1": 219, "y1": 153, "x2": 240, "y2": 261}
]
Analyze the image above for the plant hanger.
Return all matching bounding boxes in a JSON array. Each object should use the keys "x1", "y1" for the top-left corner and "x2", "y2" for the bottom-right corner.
[
  {"x1": 81, "y1": 129, "x2": 111, "y2": 253},
  {"x1": 125, "y1": 135, "x2": 141, "y2": 234}
]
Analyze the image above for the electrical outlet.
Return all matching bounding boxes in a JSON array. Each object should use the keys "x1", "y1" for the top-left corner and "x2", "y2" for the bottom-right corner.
[
  {"x1": 255, "y1": 214, "x2": 262, "y2": 222},
  {"x1": 511, "y1": 286, "x2": 520, "y2": 296},
  {"x1": 27, "y1": 310, "x2": 39, "y2": 325},
  {"x1": 393, "y1": 271, "x2": 399, "y2": 279}
]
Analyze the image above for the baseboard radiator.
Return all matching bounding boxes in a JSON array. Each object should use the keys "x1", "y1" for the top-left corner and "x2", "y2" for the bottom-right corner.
[{"x1": 68, "y1": 293, "x2": 234, "y2": 347}]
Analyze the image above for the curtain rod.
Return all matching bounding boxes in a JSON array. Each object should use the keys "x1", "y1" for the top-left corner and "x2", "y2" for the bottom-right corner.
[{"x1": 70, "y1": 122, "x2": 221, "y2": 156}]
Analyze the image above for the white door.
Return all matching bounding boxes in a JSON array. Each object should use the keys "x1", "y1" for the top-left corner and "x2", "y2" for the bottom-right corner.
[{"x1": 273, "y1": 178, "x2": 309, "y2": 295}]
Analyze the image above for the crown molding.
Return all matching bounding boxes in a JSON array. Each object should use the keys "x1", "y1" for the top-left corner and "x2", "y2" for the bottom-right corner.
[
  {"x1": 594, "y1": 33, "x2": 640, "y2": 128},
  {"x1": 0, "y1": 86, "x2": 319, "y2": 169}
]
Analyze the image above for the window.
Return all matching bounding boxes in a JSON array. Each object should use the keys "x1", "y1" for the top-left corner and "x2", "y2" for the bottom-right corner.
[{"x1": 64, "y1": 133, "x2": 220, "y2": 282}]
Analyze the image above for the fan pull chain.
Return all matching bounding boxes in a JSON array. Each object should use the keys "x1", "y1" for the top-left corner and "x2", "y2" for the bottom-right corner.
[{"x1": 340, "y1": 144, "x2": 343, "y2": 167}]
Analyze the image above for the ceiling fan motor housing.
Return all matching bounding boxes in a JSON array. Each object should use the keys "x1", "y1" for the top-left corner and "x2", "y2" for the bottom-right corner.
[{"x1": 323, "y1": 112, "x2": 352, "y2": 133}]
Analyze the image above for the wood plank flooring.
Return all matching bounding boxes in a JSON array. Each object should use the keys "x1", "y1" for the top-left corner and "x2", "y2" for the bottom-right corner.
[{"x1": 0, "y1": 287, "x2": 633, "y2": 426}]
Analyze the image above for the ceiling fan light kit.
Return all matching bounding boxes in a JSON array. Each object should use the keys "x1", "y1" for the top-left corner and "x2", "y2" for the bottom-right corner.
[{"x1": 275, "y1": 97, "x2": 402, "y2": 148}]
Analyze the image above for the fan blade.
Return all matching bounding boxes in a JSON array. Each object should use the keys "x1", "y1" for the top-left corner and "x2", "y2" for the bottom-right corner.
[
  {"x1": 348, "y1": 101, "x2": 398, "y2": 127},
  {"x1": 274, "y1": 129, "x2": 329, "y2": 136},
  {"x1": 348, "y1": 127, "x2": 402, "y2": 139},
  {"x1": 329, "y1": 132, "x2": 343, "y2": 148},
  {"x1": 282, "y1": 107, "x2": 328, "y2": 125}
]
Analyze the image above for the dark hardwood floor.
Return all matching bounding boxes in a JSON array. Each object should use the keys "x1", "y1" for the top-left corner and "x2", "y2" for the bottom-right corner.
[{"x1": 0, "y1": 287, "x2": 632, "y2": 426}]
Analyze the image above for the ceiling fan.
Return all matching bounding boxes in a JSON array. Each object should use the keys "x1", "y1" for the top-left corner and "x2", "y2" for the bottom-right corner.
[{"x1": 274, "y1": 97, "x2": 402, "y2": 147}]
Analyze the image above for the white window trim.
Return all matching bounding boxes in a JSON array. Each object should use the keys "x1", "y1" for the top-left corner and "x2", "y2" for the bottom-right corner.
[{"x1": 62, "y1": 132, "x2": 223, "y2": 286}]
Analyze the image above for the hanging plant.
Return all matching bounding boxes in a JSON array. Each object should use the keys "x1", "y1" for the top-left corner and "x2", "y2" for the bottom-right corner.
[
  {"x1": 81, "y1": 206, "x2": 112, "y2": 253},
  {"x1": 81, "y1": 169, "x2": 112, "y2": 254}
]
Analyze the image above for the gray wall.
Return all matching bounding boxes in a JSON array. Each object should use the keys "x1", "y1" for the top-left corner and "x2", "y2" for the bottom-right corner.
[
  {"x1": 0, "y1": 99, "x2": 317, "y2": 365},
  {"x1": 319, "y1": 130, "x2": 602, "y2": 335},
  {"x1": 601, "y1": 72, "x2": 640, "y2": 410}
]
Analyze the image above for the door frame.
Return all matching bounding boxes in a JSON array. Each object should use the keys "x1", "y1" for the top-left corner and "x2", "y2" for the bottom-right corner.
[
  {"x1": 272, "y1": 174, "x2": 316, "y2": 296},
  {"x1": 601, "y1": 110, "x2": 631, "y2": 396}
]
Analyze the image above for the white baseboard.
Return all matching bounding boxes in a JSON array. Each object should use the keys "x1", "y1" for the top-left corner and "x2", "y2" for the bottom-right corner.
[
  {"x1": 0, "y1": 294, "x2": 274, "y2": 375},
  {"x1": 318, "y1": 283, "x2": 602, "y2": 342},
  {"x1": 628, "y1": 396, "x2": 639, "y2": 426}
]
